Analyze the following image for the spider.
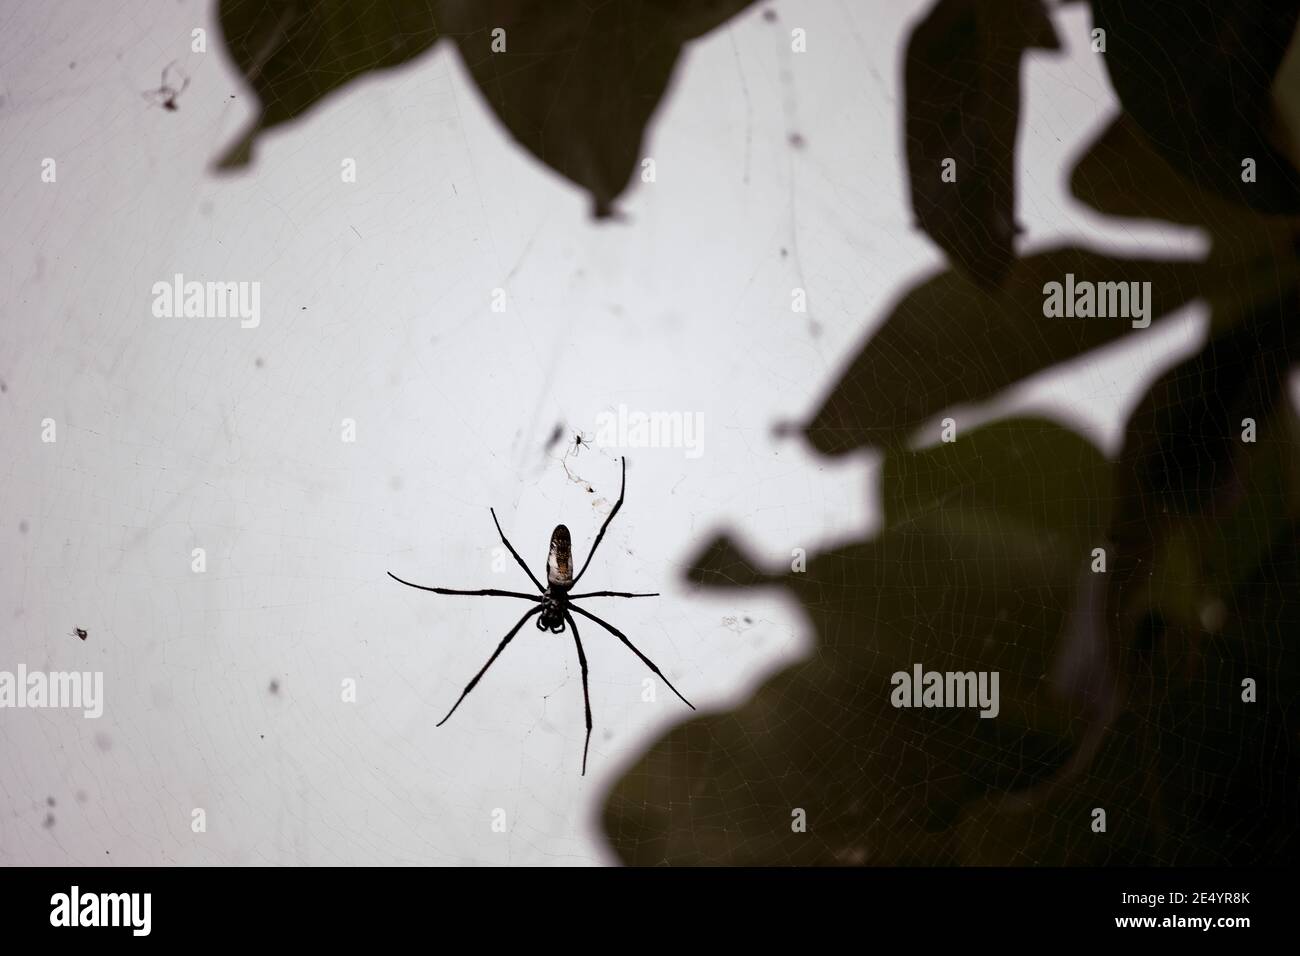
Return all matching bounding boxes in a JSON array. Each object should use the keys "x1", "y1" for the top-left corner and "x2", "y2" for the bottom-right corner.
[{"x1": 387, "y1": 457, "x2": 694, "y2": 774}]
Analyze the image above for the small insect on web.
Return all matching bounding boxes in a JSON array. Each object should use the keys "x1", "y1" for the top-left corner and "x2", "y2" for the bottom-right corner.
[
  {"x1": 141, "y1": 61, "x2": 189, "y2": 111},
  {"x1": 387, "y1": 457, "x2": 694, "y2": 775}
]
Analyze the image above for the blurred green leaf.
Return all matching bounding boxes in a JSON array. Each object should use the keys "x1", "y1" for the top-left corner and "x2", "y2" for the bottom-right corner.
[
  {"x1": 216, "y1": 0, "x2": 441, "y2": 169},
  {"x1": 1275, "y1": 25, "x2": 1300, "y2": 171},
  {"x1": 1108, "y1": 296, "x2": 1299, "y2": 569},
  {"x1": 883, "y1": 417, "x2": 1112, "y2": 551},
  {"x1": 959, "y1": 520, "x2": 1300, "y2": 866},
  {"x1": 1152, "y1": 526, "x2": 1300, "y2": 865},
  {"x1": 606, "y1": 418, "x2": 1104, "y2": 865},
  {"x1": 801, "y1": 247, "x2": 1206, "y2": 455},
  {"x1": 953, "y1": 724, "x2": 1156, "y2": 864},
  {"x1": 904, "y1": 0, "x2": 1059, "y2": 287},
  {"x1": 1071, "y1": 116, "x2": 1287, "y2": 234},
  {"x1": 651, "y1": 0, "x2": 761, "y2": 40},
  {"x1": 1074, "y1": 290, "x2": 1299, "y2": 860},
  {"x1": 609, "y1": 524, "x2": 1078, "y2": 865},
  {"x1": 1090, "y1": 0, "x2": 1300, "y2": 215},
  {"x1": 1089, "y1": 301, "x2": 1295, "y2": 768},
  {"x1": 439, "y1": 0, "x2": 758, "y2": 216},
  {"x1": 215, "y1": 0, "x2": 757, "y2": 211},
  {"x1": 1144, "y1": 392, "x2": 1300, "y2": 638},
  {"x1": 1069, "y1": 115, "x2": 1300, "y2": 294}
]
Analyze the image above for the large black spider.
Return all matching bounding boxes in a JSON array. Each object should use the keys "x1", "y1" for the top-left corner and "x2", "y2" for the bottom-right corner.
[{"x1": 387, "y1": 458, "x2": 694, "y2": 775}]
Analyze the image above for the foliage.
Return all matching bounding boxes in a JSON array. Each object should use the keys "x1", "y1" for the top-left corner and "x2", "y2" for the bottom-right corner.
[
  {"x1": 601, "y1": 0, "x2": 1300, "y2": 865},
  {"x1": 215, "y1": 0, "x2": 757, "y2": 214}
]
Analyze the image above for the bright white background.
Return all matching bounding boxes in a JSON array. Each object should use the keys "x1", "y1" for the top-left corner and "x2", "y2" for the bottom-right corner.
[{"x1": 0, "y1": 0, "x2": 1207, "y2": 864}]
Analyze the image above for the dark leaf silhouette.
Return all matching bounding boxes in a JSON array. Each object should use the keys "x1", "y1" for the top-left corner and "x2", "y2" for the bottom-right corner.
[
  {"x1": 1066, "y1": 286, "x2": 1300, "y2": 868},
  {"x1": 957, "y1": 515, "x2": 1300, "y2": 866},
  {"x1": 1142, "y1": 522, "x2": 1300, "y2": 865},
  {"x1": 441, "y1": 0, "x2": 757, "y2": 216},
  {"x1": 647, "y1": 0, "x2": 761, "y2": 40},
  {"x1": 953, "y1": 723, "x2": 1155, "y2": 864},
  {"x1": 957, "y1": 307, "x2": 1300, "y2": 865},
  {"x1": 578, "y1": 0, "x2": 1300, "y2": 868},
  {"x1": 1277, "y1": 33, "x2": 1300, "y2": 170},
  {"x1": 216, "y1": 0, "x2": 441, "y2": 169},
  {"x1": 216, "y1": 0, "x2": 758, "y2": 211},
  {"x1": 1069, "y1": 117, "x2": 1300, "y2": 335},
  {"x1": 603, "y1": 418, "x2": 1105, "y2": 865},
  {"x1": 881, "y1": 418, "x2": 1111, "y2": 550},
  {"x1": 1106, "y1": 293, "x2": 1300, "y2": 649},
  {"x1": 904, "y1": 0, "x2": 1059, "y2": 287},
  {"x1": 1070, "y1": 115, "x2": 1296, "y2": 239},
  {"x1": 1090, "y1": 0, "x2": 1300, "y2": 215},
  {"x1": 800, "y1": 247, "x2": 1206, "y2": 455}
]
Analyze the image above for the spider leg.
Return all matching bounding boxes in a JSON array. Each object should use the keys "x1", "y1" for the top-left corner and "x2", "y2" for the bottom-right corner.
[
  {"x1": 387, "y1": 571, "x2": 540, "y2": 601},
  {"x1": 564, "y1": 612, "x2": 593, "y2": 776},
  {"x1": 436, "y1": 606, "x2": 542, "y2": 726},
  {"x1": 569, "y1": 603, "x2": 695, "y2": 711},
  {"x1": 572, "y1": 457, "x2": 625, "y2": 586},
  {"x1": 490, "y1": 508, "x2": 546, "y2": 593},
  {"x1": 567, "y1": 590, "x2": 659, "y2": 599}
]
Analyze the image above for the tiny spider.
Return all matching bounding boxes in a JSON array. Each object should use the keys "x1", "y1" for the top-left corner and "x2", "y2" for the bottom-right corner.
[
  {"x1": 569, "y1": 431, "x2": 591, "y2": 456},
  {"x1": 142, "y1": 62, "x2": 189, "y2": 111},
  {"x1": 388, "y1": 457, "x2": 694, "y2": 774}
]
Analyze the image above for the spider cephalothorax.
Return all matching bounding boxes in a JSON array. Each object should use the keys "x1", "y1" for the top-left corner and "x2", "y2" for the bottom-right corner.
[
  {"x1": 537, "y1": 580, "x2": 569, "y2": 633},
  {"x1": 387, "y1": 458, "x2": 694, "y2": 775}
]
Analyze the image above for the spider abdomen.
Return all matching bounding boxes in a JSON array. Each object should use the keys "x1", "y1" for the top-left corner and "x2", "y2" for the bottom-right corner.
[{"x1": 547, "y1": 524, "x2": 573, "y2": 589}]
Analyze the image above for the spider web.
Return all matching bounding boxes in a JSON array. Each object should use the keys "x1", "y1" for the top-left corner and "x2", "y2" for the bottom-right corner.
[{"x1": 2, "y1": 0, "x2": 1296, "y2": 870}]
